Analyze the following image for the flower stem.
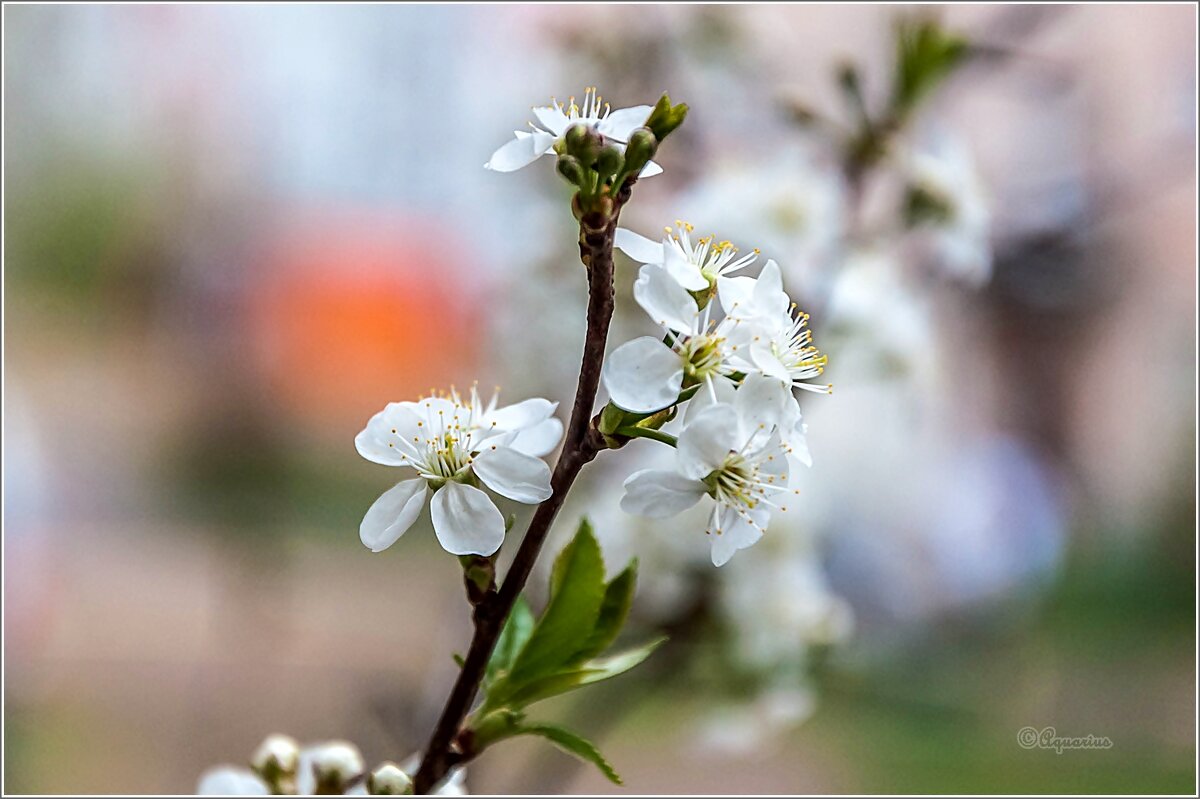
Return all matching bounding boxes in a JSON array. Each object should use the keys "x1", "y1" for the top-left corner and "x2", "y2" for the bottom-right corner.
[
  {"x1": 412, "y1": 182, "x2": 634, "y2": 794},
  {"x1": 613, "y1": 426, "x2": 678, "y2": 448}
]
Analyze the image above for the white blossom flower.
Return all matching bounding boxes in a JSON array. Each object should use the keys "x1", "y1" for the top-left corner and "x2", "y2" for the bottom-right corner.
[
  {"x1": 620, "y1": 376, "x2": 803, "y2": 566},
  {"x1": 484, "y1": 86, "x2": 661, "y2": 177},
  {"x1": 719, "y1": 540, "x2": 854, "y2": 672},
  {"x1": 614, "y1": 220, "x2": 760, "y2": 294},
  {"x1": 685, "y1": 371, "x2": 812, "y2": 468},
  {"x1": 897, "y1": 129, "x2": 992, "y2": 286},
  {"x1": 674, "y1": 146, "x2": 847, "y2": 290},
  {"x1": 356, "y1": 386, "x2": 561, "y2": 556},
  {"x1": 601, "y1": 263, "x2": 757, "y2": 413},
  {"x1": 720, "y1": 260, "x2": 832, "y2": 395}
]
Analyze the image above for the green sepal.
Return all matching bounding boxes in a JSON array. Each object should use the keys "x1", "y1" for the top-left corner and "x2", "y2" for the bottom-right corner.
[{"x1": 643, "y1": 93, "x2": 689, "y2": 142}]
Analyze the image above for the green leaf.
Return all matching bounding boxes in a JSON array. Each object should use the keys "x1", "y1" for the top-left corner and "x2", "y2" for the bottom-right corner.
[
  {"x1": 510, "y1": 723, "x2": 622, "y2": 785},
  {"x1": 570, "y1": 559, "x2": 638, "y2": 665},
  {"x1": 509, "y1": 520, "x2": 606, "y2": 683},
  {"x1": 505, "y1": 637, "x2": 666, "y2": 708},
  {"x1": 452, "y1": 653, "x2": 465, "y2": 668},
  {"x1": 486, "y1": 595, "x2": 535, "y2": 686},
  {"x1": 893, "y1": 18, "x2": 968, "y2": 118},
  {"x1": 643, "y1": 92, "x2": 689, "y2": 142}
]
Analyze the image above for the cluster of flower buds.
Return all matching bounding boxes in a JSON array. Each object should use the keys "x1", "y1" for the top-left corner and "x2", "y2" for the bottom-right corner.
[
  {"x1": 198, "y1": 735, "x2": 467, "y2": 795},
  {"x1": 485, "y1": 86, "x2": 686, "y2": 216}
]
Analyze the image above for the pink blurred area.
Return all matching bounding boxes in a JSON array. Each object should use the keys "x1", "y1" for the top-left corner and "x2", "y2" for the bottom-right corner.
[{"x1": 245, "y1": 209, "x2": 483, "y2": 430}]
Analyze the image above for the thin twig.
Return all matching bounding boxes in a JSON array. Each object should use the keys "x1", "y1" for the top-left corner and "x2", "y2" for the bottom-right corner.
[{"x1": 412, "y1": 183, "x2": 633, "y2": 793}]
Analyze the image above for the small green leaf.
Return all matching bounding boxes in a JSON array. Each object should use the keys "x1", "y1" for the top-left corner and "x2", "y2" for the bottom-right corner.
[
  {"x1": 643, "y1": 92, "x2": 689, "y2": 142},
  {"x1": 509, "y1": 520, "x2": 606, "y2": 683},
  {"x1": 893, "y1": 17, "x2": 968, "y2": 118},
  {"x1": 452, "y1": 653, "x2": 465, "y2": 668},
  {"x1": 486, "y1": 595, "x2": 535, "y2": 686},
  {"x1": 506, "y1": 637, "x2": 666, "y2": 707},
  {"x1": 510, "y1": 723, "x2": 622, "y2": 785},
  {"x1": 570, "y1": 559, "x2": 638, "y2": 664}
]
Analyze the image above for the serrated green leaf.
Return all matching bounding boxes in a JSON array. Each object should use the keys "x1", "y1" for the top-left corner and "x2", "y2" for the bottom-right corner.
[
  {"x1": 570, "y1": 559, "x2": 638, "y2": 665},
  {"x1": 510, "y1": 723, "x2": 622, "y2": 785},
  {"x1": 486, "y1": 595, "x2": 534, "y2": 686},
  {"x1": 509, "y1": 520, "x2": 606, "y2": 684},
  {"x1": 505, "y1": 636, "x2": 666, "y2": 708}
]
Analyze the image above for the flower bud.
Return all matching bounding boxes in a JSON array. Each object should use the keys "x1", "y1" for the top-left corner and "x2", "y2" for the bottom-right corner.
[
  {"x1": 643, "y1": 93, "x2": 689, "y2": 142},
  {"x1": 556, "y1": 154, "x2": 584, "y2": 186},
  {"x1": 593, "y1": 144, "x2": 624, "y2": 182},
  {"x1": 564, "y1": 122, "x2": 604, "y2": 166},
  {"x1": 367, "y1": 762, "x2": 413, "y2": 795},
  {"x1": 251, "y1": 733, "x2": 300, "y2": 790},
  {"x1": 622, "y1": 127, "x2": 658, "y2": 174},
  {"x1": 301, "y1": 741, "x2": 364, "y2": 795},
  {"x1": 252, "y1": 733, "x2": 300, "y2": 775}
]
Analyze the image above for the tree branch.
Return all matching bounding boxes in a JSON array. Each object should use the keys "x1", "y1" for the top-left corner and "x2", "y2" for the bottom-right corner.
[{"x1": 412, "y1": 185, "x2": 631, "y2": 794}]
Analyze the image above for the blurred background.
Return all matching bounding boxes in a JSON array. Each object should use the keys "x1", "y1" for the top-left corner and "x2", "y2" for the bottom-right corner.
[{"x1": 3, "y1": 3, "x2": 1196, "y2": 794}]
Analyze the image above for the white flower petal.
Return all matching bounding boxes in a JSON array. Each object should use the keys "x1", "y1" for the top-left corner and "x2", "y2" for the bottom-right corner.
[
  {"x1": 779, "y1": 396, "x2": 813, "y2": 467},
  {"x1": 615, "y1": 228, "x2": 666, "y2": 265},
  {"x1": 621, "y1": 469, "x2": 706, "y2": 517},
  {"x1": 683, "y1": 375, "x2": 737, "y2": 425},
  {"x1": 484, "y1": 131, "x2": 555, "y2": 172},
  {"x1": 710, "y1": 510, "x2": 764, "y2": 567},
  {"x1": 507, "y1": 416, "x2": 563, "y2": 457},
  {"x1": 717, "y1": 275, "x2": 757, "y2": 318},
  {"x1": 598, "y1": 105, "x2": 652, "y2": 141},
  {"x1": 602, "y1": 336, "x2": 684, "y2": 413},
  {"x1": 639, "y1": 160, "x2": 664, "y2": 178},
  {"x1": 752, "y1": 260, "x2": 791, "y2": 318},
  {"x1": 355, "y1": 402, "x2": 423, "y2": 466},
  {"x1": 472, "y1": 446, "x2": 552, "y2": 504},
  {"x1": 749, "y1": 341, "x2": 794, "y2": 382},
  {"x1": 677, "y1": 404, "x2": 740, "y2": 479},
  {"x1": 633, "y1": 263, "x2": 699, "y2": 332},
  {"x1": 360, "y1": 478, "x2": 427, "y2": 552},
  {"x1": 532, "y1": 104, "x2": 570, "y2": 136},
  {"x1": 198, "y1": 767, "x2": 270, "y2": 796},
  {"x1": 733, "y1": 372, "x2": 789, "y2": 440},
  {"x1": 487, "y1": 398, "x2": 556, "y2": 432},
  {"x1": 430, "y1": 482, "x2": 506, "y2": 556},
  {"x1": 662, "y1": 243, "x2": 709, "y2": 291}
]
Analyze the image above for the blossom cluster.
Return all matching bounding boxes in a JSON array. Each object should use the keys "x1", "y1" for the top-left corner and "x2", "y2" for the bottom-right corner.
[
  {"x1": 198, "y1": 735, "x2": 466, "y2": 796},
  {"x1": 603, "y1": 221, "x2": 830, "y2": 566}
]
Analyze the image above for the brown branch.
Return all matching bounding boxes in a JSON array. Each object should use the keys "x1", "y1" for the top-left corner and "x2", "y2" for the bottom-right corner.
[{"x1": 412, "y1": 185, "x2": 630, "y2": 794}]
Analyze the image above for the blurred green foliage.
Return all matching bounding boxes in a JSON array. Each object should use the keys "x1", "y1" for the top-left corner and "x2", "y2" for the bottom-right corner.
[{"x1": 5, "y1": 152, "x2": 169, "y2": 316}]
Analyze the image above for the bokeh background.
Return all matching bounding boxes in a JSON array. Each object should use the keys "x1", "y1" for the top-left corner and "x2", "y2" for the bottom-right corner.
[{"x1": 3, "y1": 3, "x2": 1196, "y2": 795}]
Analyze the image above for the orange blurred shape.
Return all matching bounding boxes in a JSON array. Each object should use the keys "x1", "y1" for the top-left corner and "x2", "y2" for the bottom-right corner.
[{"x1": 248, "y1": 209, "x2": 483, "y2": 433}]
